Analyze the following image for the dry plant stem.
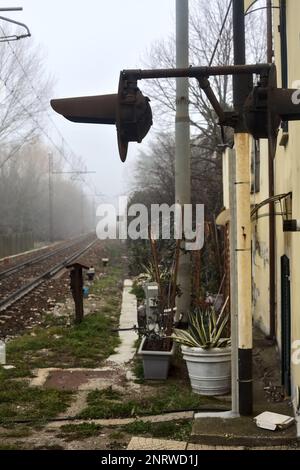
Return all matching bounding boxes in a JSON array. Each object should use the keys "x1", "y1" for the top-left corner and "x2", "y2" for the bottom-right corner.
[{"x1": 148, "y1": 226, "x2": 165, "y2": 311}]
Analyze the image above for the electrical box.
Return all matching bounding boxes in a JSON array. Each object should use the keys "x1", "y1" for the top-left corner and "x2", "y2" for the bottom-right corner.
[{"x1": 144, "y1": 282, "x2": 159, "y2": 328}]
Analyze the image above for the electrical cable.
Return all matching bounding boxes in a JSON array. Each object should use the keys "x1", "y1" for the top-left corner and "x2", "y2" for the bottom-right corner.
[
  {"x1": 207, "y1": 0, "x2": 232, "y2": 150},
  {"x1": 209, "y1": 0, "x2": 233, "y2": 67}
]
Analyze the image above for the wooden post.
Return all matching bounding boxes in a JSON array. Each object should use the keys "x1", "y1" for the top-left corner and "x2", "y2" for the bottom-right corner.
[{"x1": 67, "y1": 262, "x2": 89, "y2": 324}]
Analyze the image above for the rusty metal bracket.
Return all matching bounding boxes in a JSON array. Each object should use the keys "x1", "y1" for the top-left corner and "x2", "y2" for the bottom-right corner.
[
  {"x1": 51, "y1": 62, "x2": 300, "y2": 162},
  {"x1": 251, "y1": 192, "x2": 292, "y2": 220},
  {"x1": 197, "y1": 76, "x2": 227, "y2": 125}
]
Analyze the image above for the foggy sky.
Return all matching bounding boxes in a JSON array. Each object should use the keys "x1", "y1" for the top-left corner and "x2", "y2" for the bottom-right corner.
[{"x1": 17, "y1": 0, "x2": 175, "y2": 200}]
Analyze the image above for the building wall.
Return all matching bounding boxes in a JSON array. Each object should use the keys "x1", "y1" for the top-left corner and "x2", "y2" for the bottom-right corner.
[
  {"x1": 254, "y1": 0, "x2": 300, "y2": 405},
  {"x1": 251, "y1": 139, "x2": 270, "y2": 336},
  {"x1": 221, "y1": 0, "x2": 300, "y2": 408},
  {"x1": 275, "y1": 0, "x2": 300, "y2": 404}
]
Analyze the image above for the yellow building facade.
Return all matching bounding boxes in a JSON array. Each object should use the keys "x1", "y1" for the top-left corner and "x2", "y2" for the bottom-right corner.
[
  {"x1": 222, "y1": 0, "x2": 300, "y2": 413},
  {"x1": 251, "y1": 0, "x2": 300, "y2": 410}
]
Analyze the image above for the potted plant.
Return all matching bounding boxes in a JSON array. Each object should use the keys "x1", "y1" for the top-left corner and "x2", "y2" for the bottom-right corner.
[
  {"x1": 136, "y1": 238, "x2": 181, "y2": 380},
  {"x1": 172, "y1": 301, "x2": 231, "y2": 395},
  {"x1": 138, "y1": 309, "x2": 176, "y2": 380}
]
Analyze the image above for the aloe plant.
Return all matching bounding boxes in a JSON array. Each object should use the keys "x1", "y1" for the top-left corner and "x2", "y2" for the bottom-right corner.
[{"x1": 172, "y1": 306, "x2": 231, "y2": 349}]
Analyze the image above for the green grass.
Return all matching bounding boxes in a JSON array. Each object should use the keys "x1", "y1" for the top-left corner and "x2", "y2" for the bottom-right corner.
[
  {"x1": 78, "y1": 382, "x2": 218, "y2": 420},
  {"x1": 0, "y1": 425, "x2": 33, "y2": 438},
  {"x1": 132, "y1": 357, "x2": 144, "y2": 383},
  {"x1": 0, "y1": 443, "x2": 24, "y2": 450},
  {"x1": 56, "y1": 419, "x2": 192, "y2": 444},
  {"x1": 6, "y1": 245, "x2": 125, "y2": 370},
  {"x1": 6, "y1": 312, "x2": 121, "y2": 369},
  {"x1": 122, "y1": 420, "x2": 192, "y2": 441},
  {"x1": 0, "y1": 369, "x2": 72, "y2": 424},
  {"x1": 57, "y1": 423, "x2": 103, "y2": 442}
]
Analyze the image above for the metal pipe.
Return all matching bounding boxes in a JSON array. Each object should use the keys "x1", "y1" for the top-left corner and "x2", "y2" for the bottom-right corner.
[
  {"x1": 279, "y1": 0, "x2": 288, "y2": 88},
  {"x1": 198, "y1": 77, "x2": 226, "y2": 124},
  {"x1": 267, "y1": 0, "x2": 273, "y2": 63},
  {"x1": 121, "y1": 64, "x2": 271, "y2": 81},
  {"x1": 280, "y1": 0, "x2": 288, "y2": 135},
  {"x1": 233, "y1": 0, "x2": 253, "y2": 416},
  {"x1": 175, "y1": 0, "x2": 191, "y2": 323},
  {"x1": 267, "y1": 0, "x2": 276, "y2": 342}
]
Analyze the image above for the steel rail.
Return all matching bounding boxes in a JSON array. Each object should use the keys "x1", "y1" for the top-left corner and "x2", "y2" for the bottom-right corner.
[
  {"x1": 0, "y1": 235, "x2": 91, "y2": 280},
  {"x1": 0, "y1": 238, "x2": 98, "y2": 312}
]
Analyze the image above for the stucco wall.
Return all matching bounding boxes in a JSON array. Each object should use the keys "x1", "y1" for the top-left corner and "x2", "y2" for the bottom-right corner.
[
  {"x1": 221, "y1": 0, "x2": 300, "y2": 406},
  {"x1": 258, "y1": 0, "x2": 300, "y2": 403},
  {"x1": 251, "y1": 139, "x2": 270, "y2": 336}
]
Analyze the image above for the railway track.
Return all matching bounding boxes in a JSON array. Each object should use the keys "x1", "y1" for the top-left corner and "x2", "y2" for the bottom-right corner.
[
  {"x1": 0, "y1": 235, "x2": 97, "y2": 313},
  {"x1": 0, "y1": 235, "x2": 86, "y2": 282}
]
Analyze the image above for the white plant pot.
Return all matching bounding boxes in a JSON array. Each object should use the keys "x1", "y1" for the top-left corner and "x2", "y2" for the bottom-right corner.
[{"x1": 182, "y1": 345, "x2": 231, "y2": 396}]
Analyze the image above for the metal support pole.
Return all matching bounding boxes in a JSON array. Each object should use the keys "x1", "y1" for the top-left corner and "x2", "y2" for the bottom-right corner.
[
  {"x1": 267, "y1": 0, "x2": 276, "y2": 341},
  {"x1": 267, "y1": 0, "x2": 273, "y2": 63},
  {"x1": 175, "y1": 0, "x2": 191, "y2": 323},
  {"x1": 48, "y1": 153, "x2": 54, "y2": 242},
  {"x1": 229, "y1": 148, "x2": 239, "y2": 416},
  {"x1": 233, "y1": 0, "x2": 253, "y2": 416},
  {"x1": 235, "y1": 133, "x2": 252, "y2": 415}
]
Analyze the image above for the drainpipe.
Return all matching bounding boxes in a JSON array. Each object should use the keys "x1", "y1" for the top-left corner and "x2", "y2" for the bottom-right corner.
[
  {"x1": 267, "y1": 0, "x2": 276, "y2": 342},
  {"x1": 279, "y1": 0, "x2": 288, "y2": 89},
  {"x1": 233, "y1": 0, "x2": 253, "y2": 416},
  {"x1": 279, "y1": 0, "x2": 288, "y2": 132},
  {"x1": 175, "y1": 0, "x2": 191, "y2": 323}
]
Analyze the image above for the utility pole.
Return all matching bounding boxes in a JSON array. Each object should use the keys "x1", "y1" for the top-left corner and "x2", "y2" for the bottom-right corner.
[
  {"x1": 175, "y1": 0, "x2": 191, "y2": 323},
  {"x1": 48, "y1": 152, "x2": 54, "y2": 242},
  {"x1": 232, "y1": 0, "x2": 253, "y2": 416},
  {"x1": 80, "y1": 190, "x2": 84, "y2": 235},
  {"x1": 266, "y1": 0, "x2": 276, "y2": 341}
]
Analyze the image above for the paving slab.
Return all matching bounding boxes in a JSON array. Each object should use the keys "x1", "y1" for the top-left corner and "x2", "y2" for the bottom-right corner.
[
  {"x1": 191, "y1": 329, "x2": 299, "y2": 447},
  {"x1": 187, "y1": 444, "x2": 296, "y2": 450},
  {"x1": 107, "y1": 280, "x2": 137, "y2": 365},
  {"x1": 44, "y1": 369, "x2": 120, "y2": 391},
  {"x1": 30, "y1": 366, "x2": 125, "y2": 391},
  {"x1": 187, "y1": 444, "x2": 245, "y2": 450},
  {"x1": 127, "y1": 437, "x2": 186, "y2": 450},
  {"x1": 191, "y1": 416, "x2": 298, "y2": 447}
]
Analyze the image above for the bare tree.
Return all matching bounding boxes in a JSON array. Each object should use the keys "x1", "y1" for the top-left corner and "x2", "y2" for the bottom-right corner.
[
  {"x1": 0, "y1": 138, "x2": 94, "y2": 241},
  {"x1": 134, "y1": 0, "x2": 267, "y2": 215},
  {"x1": 128, "y1": 0, "x2": 267, "y2": 282},
  {"x1": 0, "y1": 26, "x2": 53, "y2": 168}
]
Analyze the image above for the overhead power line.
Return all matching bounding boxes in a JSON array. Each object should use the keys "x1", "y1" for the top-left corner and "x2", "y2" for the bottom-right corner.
[{"x1": 209, "y1": 0, "x2": 233, "y2": 67}]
